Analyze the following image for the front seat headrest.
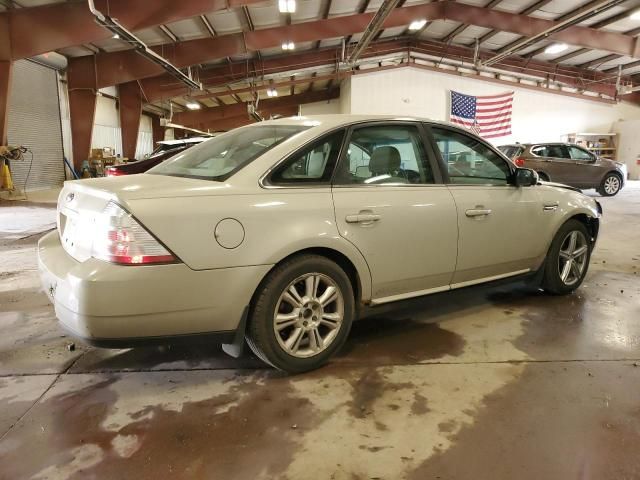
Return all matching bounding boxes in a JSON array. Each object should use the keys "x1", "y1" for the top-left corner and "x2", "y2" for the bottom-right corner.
[{"x1": 369, "y1": 146, "x2": 401, "y2": 175}]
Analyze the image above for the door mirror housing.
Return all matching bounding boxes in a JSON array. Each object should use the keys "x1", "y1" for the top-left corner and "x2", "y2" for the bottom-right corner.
[{"x1": 514, "y1": 168, "x2": 538, "y2": 187}]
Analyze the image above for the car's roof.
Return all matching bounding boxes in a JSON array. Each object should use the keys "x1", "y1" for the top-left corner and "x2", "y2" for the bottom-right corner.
[
  {"x1": 158, "y1": 137, "x2": 209, "y2": 145},
  {"x1": 254, "y1": 114, "x2": 462, "y2": 130}
]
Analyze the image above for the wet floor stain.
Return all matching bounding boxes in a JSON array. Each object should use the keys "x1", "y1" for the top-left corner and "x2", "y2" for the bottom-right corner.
[
  {"x1": 0, "y1": 372, "x2": 321, "y2": 480},
  {"x1": 486, "y1": 271, "x2": 640, "y2": 360},
  {"x1": 338, "y1": 318, "x2": 467, "y2": 365},
  {"x1": 410, "y1": 393, "x2": 430, "y2": 415}
]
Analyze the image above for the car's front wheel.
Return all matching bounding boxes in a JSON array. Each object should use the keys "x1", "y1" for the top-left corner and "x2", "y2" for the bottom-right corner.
[
  {"x1": 542, "y1": 219, "x2": 592, "y2": 295},
  {"x1": 246, "y1": 254, "x2": 355, "y2": 373},
  {"x1": 598, "y1": 172, "x2": 622, "y2": 196}
]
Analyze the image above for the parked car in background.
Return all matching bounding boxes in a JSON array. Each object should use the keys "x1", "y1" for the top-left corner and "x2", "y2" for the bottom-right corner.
[
  {"x1": 105, "y1": 137, "x2": 208, "y2": 176},
  {"x1": 39, "y1": 115, "x2": 602, "y2": 373},
  {"x1": 498, "y1": 142, "x2": 627, "y2": 196}
]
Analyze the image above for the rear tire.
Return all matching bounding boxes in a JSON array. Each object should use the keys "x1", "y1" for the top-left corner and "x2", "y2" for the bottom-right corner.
[
  {"x1": 597, "y1": 172, "x2": 622, "y2": 196},
  {"x1": 246, "y1": 254, "x2": 355, "y2": 373},
  {"x1": 537, "y1": 172, "x2": 550, "y2": 182},
  {"x1": 542, "y1": 219, "x2": 591, "y2": 295}
]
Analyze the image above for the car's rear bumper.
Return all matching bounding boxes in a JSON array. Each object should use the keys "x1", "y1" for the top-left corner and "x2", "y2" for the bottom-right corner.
[{"x1": 37, "y1": 230, "x2": 271, "y2": 346}]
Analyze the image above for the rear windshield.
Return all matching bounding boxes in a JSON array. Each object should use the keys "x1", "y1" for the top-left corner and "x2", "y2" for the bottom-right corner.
[
  {"x1": 148, "y1": 125, "x2": 309, "y2": 181},
  {"x1": 498, "y1": 145, "x2": 523, "y2": 159}
]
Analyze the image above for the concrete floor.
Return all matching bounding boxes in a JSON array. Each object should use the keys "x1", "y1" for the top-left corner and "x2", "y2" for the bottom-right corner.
[{"x1": 0, "y1": 184, "x2": 639, "y2": 480}]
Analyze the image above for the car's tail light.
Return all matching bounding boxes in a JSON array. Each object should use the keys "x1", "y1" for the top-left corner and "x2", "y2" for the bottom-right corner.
[
  {"x1": 514, "y1": 156, "x2": 526, "y2": 167},
  {"x1": 105, "y1": 168, "x2": 123, "y2": 177},
  {"x1": 92, "y1": 202, "x2": 177, "y2": 265}
]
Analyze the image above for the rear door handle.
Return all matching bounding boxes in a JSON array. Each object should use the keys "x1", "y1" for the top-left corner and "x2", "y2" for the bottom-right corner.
[
  {"x1": 543, "y1": 202, "x2": 559, "y2": 211},
  {"x1": 465, "y1": 208, "x2": 492, "y2": 217},
  {"x1": 345, "y1": 213, "x2": 381, "y2": 223}
]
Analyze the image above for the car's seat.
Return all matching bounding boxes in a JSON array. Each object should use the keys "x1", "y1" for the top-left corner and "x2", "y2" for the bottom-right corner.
[
  {"x1": 306, "y1": 147, "x2": 328, "y2": 178},
  {"x1": 368, "y1": 146, "x2": 407, "y2": 183}
]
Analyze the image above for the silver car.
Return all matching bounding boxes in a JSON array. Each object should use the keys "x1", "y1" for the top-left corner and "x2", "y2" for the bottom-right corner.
[{"x1": 38, "y1": 115, "x2": 601, "y2": 373}]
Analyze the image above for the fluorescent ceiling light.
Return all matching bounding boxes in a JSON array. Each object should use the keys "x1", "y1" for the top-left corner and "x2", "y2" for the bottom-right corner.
[
  {"x1": 408, "y1": 19, "x2": 427, "y2": 31},
  {"x1": 279, "y1": 0, "x2": 296, "y2": 13},
  {"x1": 544, "y1": 42, "x2": 568, "y2": 54},
  {"x1": 185, "y1": 102, "x2": 201, "y2": 110},
  {"x1": 266, "y1": 88, "x2": 278, "y2": 97},
  {"x1": 282, "y1": 41, "x2": 295, "y2": 50},
  {"x1": 631, "y1": 9, "x2": 640, "y2": 20},
  {"x1": 112, "y1": 33, "x2": 120, "y2": 39}
]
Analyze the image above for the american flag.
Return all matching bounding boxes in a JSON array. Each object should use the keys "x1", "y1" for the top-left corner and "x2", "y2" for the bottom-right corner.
[{"x1": 450, "y1": 90, "x2": 514, "y2": 139}]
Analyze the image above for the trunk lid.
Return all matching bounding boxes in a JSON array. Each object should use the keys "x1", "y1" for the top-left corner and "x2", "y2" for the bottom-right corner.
[{"x1": 56, "y1": 174, "x2": 227, "y2": 262}]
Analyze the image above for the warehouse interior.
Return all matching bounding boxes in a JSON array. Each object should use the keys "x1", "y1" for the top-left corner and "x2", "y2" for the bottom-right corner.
[{"x1": 1, "y1": 0, "x2": 640, "y2": 478}]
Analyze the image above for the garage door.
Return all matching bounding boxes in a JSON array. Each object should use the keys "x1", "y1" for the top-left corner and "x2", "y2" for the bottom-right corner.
[{"x1": 7, "y1": 60, "x2": 65, "y2": 192}]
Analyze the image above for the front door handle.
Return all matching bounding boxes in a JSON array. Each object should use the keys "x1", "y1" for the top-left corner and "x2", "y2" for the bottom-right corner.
[
  {"x1": 345, "y1": 213, "x2": 381, "y2": 224},
  {"x1": 543, "y1": 202, "x2": 559, "y2": 211},
  {"x1": 465, "y1": 208, "x2": 492, "y2": 217}
]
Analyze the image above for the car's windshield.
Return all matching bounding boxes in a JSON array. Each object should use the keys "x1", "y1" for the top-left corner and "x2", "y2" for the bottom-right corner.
[{"x1": 148, "y1": 125, "x2": 309, "y2": 181}]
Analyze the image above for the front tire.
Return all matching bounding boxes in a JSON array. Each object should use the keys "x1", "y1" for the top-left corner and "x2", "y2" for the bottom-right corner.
[
  {"x1": 246, "y1": 254, "x2": 355, "y2": 373},
  {"x1": 598, "y1": 172, "x2": 622, "y2": 196},
  {"x1": 542, "y1": 219, "x2": 591, "y2": 295}
]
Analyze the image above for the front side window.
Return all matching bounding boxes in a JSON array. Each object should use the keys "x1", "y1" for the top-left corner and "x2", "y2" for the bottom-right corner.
[
  {"x1": 498, "y1": 145, "x2": 523, "y2": 159},
  {"x1": 532, "y1": 144, "x2": 569, "y2": 159},
  {"x1": 149, "y1": 125, "x2": 309, "y2": 181},
  {"x1": 568, "y1": 146, "x2": 595, "y2": 161},
  {"x1": 334, "y1": 124, "x2": 434, "y2": 185},
  {"x1": 269, "y1": 130, "x2": 345, "y2": 184},
  {"x1": 432, "y1": 127, "x2": 511, "y2": 185}
]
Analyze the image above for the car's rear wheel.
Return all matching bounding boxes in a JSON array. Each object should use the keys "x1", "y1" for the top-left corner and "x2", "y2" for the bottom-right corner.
[
  {"x1": 542, "y1": 219, "x2": 591, "y2": 295},
  {"x1": 598, "y1": 172, "x2": 622, "y2": 196},
  {"x1": 537, "y1": 171, "x2": 550, "y2": 182},
  {"x1": 246, "y1": 254, "x2": 355, "y2": 373}
]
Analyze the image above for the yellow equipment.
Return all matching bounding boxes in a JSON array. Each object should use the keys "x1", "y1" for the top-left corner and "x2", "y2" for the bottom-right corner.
[{"x1": 0, "y1": 145, "x2": 23, "y2": 191}]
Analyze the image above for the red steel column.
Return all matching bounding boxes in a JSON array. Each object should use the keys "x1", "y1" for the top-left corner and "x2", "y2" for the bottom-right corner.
[
  {"x1": 67, "y1": 56, "x2": 97, "y2": 170},
  {"x1": 0, "y1": 61, "x2": 11, "y2": 146},
  {"x1": 68, "y1": 89, "x2": 96, "y2": 170},
  {"x1": 151, "y1": 114, "x2": 164, "y2": 145},
  {"x1": 0, "y1": 13, "x2": 11, "y2": 146},
  {"x1": 118, "y1": 81, "x2": 142, "y2": 160}
]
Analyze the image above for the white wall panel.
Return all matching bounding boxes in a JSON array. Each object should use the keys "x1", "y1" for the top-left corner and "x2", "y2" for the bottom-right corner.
[
  {"x1": 299, "y1": 98, "x2": 341, "y2": 115},
  {"x1": 613, "y1": 120, "x2": 640, "y2": 179},
  {"x1": 339, "y1": 77, "x2": 351, "y2": 114},
  {"x1": 91, "y1": 95, "x2": 121, "y2": 156},
  {"x1": 91, "y1": 97, "x2": 154, "y2": 160},
  {"x1": 348, "y1": 67, "x2": 640, "y2": 146},
  {"x1": 135, "y1": 115, "x2": 154, "y2": 159}
]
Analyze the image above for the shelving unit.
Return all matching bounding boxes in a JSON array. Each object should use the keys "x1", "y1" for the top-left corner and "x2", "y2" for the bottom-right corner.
[{"x1": 562, "y1": 132, "x2": 618, "y2": 160}]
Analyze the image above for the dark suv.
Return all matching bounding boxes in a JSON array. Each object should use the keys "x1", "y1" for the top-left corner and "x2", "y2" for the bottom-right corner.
[{"x1": 499, "y1": 143, "x2": 627, "y2": 196}]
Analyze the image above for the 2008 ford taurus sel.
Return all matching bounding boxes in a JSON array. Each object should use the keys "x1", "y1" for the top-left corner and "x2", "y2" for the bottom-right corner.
[{"x1": 38, "y1": 115, "x2": 602, "y2": 373}]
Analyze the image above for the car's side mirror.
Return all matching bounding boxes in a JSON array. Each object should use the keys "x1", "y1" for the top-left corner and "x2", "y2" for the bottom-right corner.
[{"x1": 514, "y1": 168, "x2": 538, "y2": 187}]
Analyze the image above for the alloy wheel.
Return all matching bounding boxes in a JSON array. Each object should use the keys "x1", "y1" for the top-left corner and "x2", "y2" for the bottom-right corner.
[
  {"x1": 273, "y1": 272, "x2": 344, "y2": 358},
  {"x1": 557, "y1": 230, "x2": 589, "y2": 286},
  {"x1": 603, "y1": 175, "x2": 620, "y2": 195}
]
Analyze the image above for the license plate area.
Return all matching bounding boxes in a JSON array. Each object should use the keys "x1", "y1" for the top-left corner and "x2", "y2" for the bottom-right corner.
[{"x1": 58, "y1": 207, "x2": 92, "y2": 261}]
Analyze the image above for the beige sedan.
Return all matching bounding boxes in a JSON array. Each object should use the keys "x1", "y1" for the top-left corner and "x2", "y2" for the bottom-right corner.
[{"x1": 38, "y1": 115, "x2": 602, "y2": 373}]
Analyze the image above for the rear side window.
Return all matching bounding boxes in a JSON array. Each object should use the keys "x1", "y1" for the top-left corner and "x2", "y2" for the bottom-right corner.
[
  {"x1": 531, "y1": 145, "x2": 569, "y2": 158},
  {"x1": 269, "y1": 130, "x2": 345, "y2": 184},
  {"x1": 334, "y1": 124, "x2": 434, "y2": 185}
]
